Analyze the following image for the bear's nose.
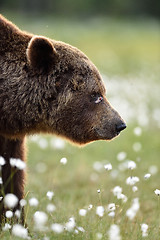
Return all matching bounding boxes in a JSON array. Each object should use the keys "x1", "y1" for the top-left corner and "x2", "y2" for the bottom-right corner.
[{"x1": 116, "y1": 122, "x2": 127, "y2": 132}]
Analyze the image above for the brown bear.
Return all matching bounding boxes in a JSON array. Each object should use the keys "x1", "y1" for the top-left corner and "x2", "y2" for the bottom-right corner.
[{"x1": 0, "y1": 14, "x2": 126, "y2": 223}]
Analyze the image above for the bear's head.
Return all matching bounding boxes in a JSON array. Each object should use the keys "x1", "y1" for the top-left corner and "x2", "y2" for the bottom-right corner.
[{"x1": 26, "y1": 36, "x2": 126, "y2": 144}]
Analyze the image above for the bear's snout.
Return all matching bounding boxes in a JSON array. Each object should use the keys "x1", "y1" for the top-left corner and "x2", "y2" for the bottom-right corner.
[{"x1": 116, "y1": 121, "x2": 127, "y2": 133}]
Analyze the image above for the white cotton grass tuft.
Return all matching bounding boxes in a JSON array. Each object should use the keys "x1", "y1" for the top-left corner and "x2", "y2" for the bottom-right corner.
[
  {"x1": 133, "y1": 126, "x2": 142, "y2": 136},
  {"x1": 2, "y1": 223, "x2": 12, "y2": 231},
  {"x1": 46, "y1": 191, "x2": 54, "y2": 200},
  {"x1": 149, "y1": 165, "x2": 158, "y2": 175},
  {"x1": 4, "y1": 193, "x2": 18, "y2": 208},
  {"x1": 50, "y1": 138, "x2": 65, "y2": 150},
  {"x1": 0, "y1": 177, "x2": 3, "y2": 184},
  {"x1": 126, "y1": 176, "x2": 139, "y2": 185},
  {"x1": 65, "y1": 217, "x2": 76, "y2": 232},
  {"x1": 96, "y1": 206, "x2": 104, "y2": 217},
  {"x1": 133, "y1": 142, "x2": 142, "y2": 152},
  {"x1": 20, "y1": 199, "x2": 27, "y2": 207},
  {"x1": 144, "y1": 173, "x2": 151, "y2": 179},
  {"x1": 97, "y1": 189, "x2": 101, "y2": 193},
  {"x1": 15, "y1": 209, "x2": 21, "y2": 219},
  {"x1": 51, "y1": 223, "x2": 64, "y2": 234},
  {"x1": 29, "y1": 197, "x2": 39, "y2": 207},
  {"x1": 141, "y1": 223, "x2": 148, "y2": 237},
  {"x1": 10, "y1": 158, "x2": 26, "y2": 170},
  {"x1": 38, "y1": 138, "x2": 48, "y2": 149},
  {"x1": 104, "y1": 163, "x2": 112, "y2": 171},
  {"x1": 88, "y1": 204, "x2": 93, "y2": 210},
  {"x1": 108, "y1": 224, "x2": 121, "y2": 240},
  {"x1": 112, "y1": 186, "x2": 122, "y2": 196},
  {"x1": 96, "y1": 232, "x2": 103, "y2": 239},
  {"x1": 128, "y1": 160, "x2": 136, "y2": 170},
  {"x1": 12, "y1": 224, "x2": 29, "y2": 239},
  {"x1": 93, "y1": 161, "x2": 103, "y2": 172},
  {"x1": 33, "y1": 211, "x2": 48, "y2": 230},
  {"x1": 126, "y1": 198, "x2": 140, "y2": 220},
  {"x1": 154, "y1": 189, "x2": 160, "y2": 196},
  {"x1": 107, "y1": 203, "x2": 116, "y2": 212},
  {"x1": 60, "y1": 157, "x2": 67, "y2": 165},
  {"x1": 117, "y1": 151, "x2": 127, "y2": 161},
  {"x1": 46, "y1": 203, "x2": 56, "y2": 213},
  {"x1": 0, "y1": 156, "x2": 6, "y2": 166},
  {"x1": 5, "y1": 210, "x2": 13, "y2": 218},
  {"x1": 132, "y1": 186, "x2": 138, "y2": 192},
  {"x1": 79, "y1": 209, "x2": 87, "y2": 216}
]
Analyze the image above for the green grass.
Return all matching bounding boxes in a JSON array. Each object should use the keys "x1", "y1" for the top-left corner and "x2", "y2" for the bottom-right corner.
[{"x1": 0, "y1": 13, "x2": 160, "y2": 239}]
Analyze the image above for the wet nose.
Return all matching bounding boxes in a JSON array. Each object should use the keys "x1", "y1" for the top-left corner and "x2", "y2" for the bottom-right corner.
[{"x1": 116, "y1": 122, "x2": 127, "y2": 132}]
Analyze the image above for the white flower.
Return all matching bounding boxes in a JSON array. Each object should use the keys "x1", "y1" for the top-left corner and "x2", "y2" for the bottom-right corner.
[
  {"x1": 4, "y1": 193, "x2": 18, "y2": 208},
  {"x1": 133, "y1": 127, "x2": 142, "y2": 136},
  {"x1": 79, "y1": 209, "x2": 87, "y2": 216},
  {"x1": 29, "y1": 197, "x2": 39, "y2": 207},
  {"x1": 117, "y1": 152, "x2": 127, "y2": 161},
  {"x1": 5, "y1": 210, "x2": 13, "y2": 218},
  {"x1": 46, "y1": 191, "x2": 54, "y2": 200},
  {"x1": 51, "y1": 223, "x2": 64, "y2": 234},
  {"x1": 108, "y1": 224, "x2": 121, "y2": 240},
  {"x1": 34, "y1": 211, "x2": 48, "y2": 230},
  {"x1": 144, "y1": 173, "x2": 151, "y2": 179},
  {"x1": 112, "y1": 186, "x2": 122, "y2": 196},
  {"x1": 20, "y1": 199, "x2": 27, "y2": 207},
  {"x1": 2, "y1": 223, "x2": 12, "y2": 231},
  {"x1": 154, "y1": 189, "x2": 160, "y2": 196},
  {"x1": 46, "y1": 203, "x2": 56, "y2": 213},
  {"x1": 10, "y1": 158, "x2": 26, "y2": 170},
  {"x1": 104, "y1": 163, "x2": 112, "y2": 171},
  {"x1": 0, "y1": 196, "x2": 3, "y2": 201},
  {"x1": 107, "y1": 203, "x2": 116, "y2": 212},
  {"x1": 126, "y1": 176, "x2": 139, "y2": 185},
  {"x1": 60, "y1": 157, "x2": 67, "y2": 165},
  {"x1": 128, "y1": 161, "x2": 136, "y2": 170},
  {"x1": 97, "y1": 189, "x2": 101, "y2": 193},
  {"x1": 0, "y1": 156, "x2": 6, "y2": 166},
  {"x1": 12, "y1": 224, "x2": 29, "y2": 239},
  {"x1": 141, "y1": 223, "x2": 148, "y2": 237},
  {"x1": 96, "y1": 206, "x2": 104, "y2": 217}
]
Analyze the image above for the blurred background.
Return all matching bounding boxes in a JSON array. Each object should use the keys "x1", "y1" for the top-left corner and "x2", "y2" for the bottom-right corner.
[{"x1": 0, "y1": 2, "x2": 160, "y2": 238}]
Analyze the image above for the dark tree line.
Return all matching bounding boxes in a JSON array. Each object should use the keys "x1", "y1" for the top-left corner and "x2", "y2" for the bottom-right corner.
[{"x1": 0, "y1": 0, "x2": 160, "y2": 18}]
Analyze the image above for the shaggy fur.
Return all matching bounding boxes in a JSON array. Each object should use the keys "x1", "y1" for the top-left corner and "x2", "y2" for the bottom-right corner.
[{"x1": 0, "y1": 14, "x2": 126, "y2": 223}]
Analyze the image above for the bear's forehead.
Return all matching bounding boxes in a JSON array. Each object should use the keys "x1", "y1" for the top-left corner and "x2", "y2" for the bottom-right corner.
[{"x1": 54, "y1": 40, "x2": 106, "y2": 95}]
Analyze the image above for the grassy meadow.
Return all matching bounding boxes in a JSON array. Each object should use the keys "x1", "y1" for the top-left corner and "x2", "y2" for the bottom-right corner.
[{"x1": 0, "y1": 13, "x2": 160, "y2": 239}]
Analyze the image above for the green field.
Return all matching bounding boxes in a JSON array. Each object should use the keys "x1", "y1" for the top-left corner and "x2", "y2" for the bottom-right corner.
[{"x1": 0, "y1": 13, "x2": 160, "y2": 239}]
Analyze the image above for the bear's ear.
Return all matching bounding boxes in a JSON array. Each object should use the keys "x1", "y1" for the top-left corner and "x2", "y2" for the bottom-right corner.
[{"x1": 27, "y1": 36, "x2": 58, "y2": 73}]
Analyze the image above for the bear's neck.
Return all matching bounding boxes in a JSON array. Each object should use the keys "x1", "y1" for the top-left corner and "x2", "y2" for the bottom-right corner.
[{"x1": 0, "y1": 15, "x2": 32, "y2": 58}]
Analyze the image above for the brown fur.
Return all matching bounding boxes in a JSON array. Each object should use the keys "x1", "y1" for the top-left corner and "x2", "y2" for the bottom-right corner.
[{"x1": 0, "y1": 14, "x2": 126, "y2": 223}]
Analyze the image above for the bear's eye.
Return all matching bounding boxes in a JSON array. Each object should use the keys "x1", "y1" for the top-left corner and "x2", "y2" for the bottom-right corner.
[
  {"x1": 95, "y1": 96, "x2": 103, "y2": 104},
  {"x1": 91, "y1": 93, "x2": 103, "y2": 104}
]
